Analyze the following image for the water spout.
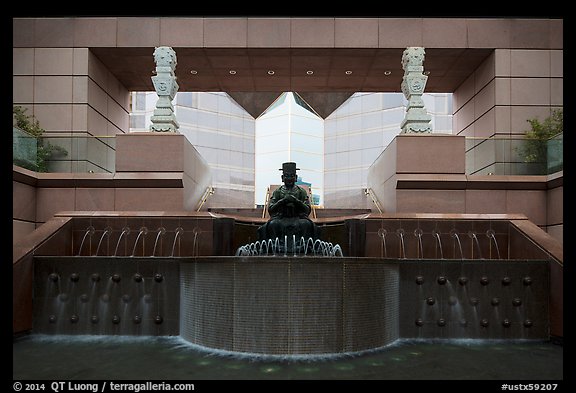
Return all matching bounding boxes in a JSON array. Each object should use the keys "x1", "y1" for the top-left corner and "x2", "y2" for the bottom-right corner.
[
  {"x1": 450, "y1": 229, "x2": 464, "y2": 259},
  {"x1": 95, "y1": 227, "x2": 112, "y2": 256},
  {"x1": 192, "y1": 228, "x2": 199, "y2": 257},
  {"x1": 77, "y1": 226, "x2": 95, "y2": 256},
  {"x1": 432, "y1": 229, "x2": 444, "y2": 259},
  {"x1": 235, "y1": 237, "x2": 344, "y2": 257},
  {"x1": 113, "y1": 227, "x2": 131, "y2": 257},
  {"x1": 171, "y1": 227, "x2": 184, "y2": 257},
  {"x1": 152, "y1": 227, "x2": 166, "y2": 257},
  {"x1": 131, "y1": 227, "x2": 148, "y2": 257},
  {"x1": 486, "y1": 229, "x2": 501, "y2": 259},
  {"x1": 396, "y1": 228, "x2": 406, "y2": 259},
  {"x1": 414, "y1": 228, "x2": 424, "y2": 259},
  {"x1": 468, "y1": 231, "x2": 483, "y2": 259},
  {"x1": 377, "y1": 228, "x2": 387, "y2": 258}
]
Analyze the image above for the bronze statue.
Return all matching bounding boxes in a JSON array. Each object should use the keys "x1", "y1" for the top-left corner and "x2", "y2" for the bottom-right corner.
[{"x1": 258, "y1": 162, "x2": 319, "y2": 248}]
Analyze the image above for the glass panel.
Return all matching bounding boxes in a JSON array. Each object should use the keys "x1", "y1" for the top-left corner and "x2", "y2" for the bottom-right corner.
[
  {"x1": 291, "y1": 134, "x2": 322, "y2": 153},
  {"x1": 13, "y1": 127, "x2": 37, "y2": 171},
  {"x1": 547, "y1": 133, "x2": 563, "y2": 174},
  {"x1": 382, "y1": 93, "x2": 405, "y2": 110}
]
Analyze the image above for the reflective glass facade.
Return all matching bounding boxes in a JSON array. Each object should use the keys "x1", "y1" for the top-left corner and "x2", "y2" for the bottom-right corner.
[
  {"x1": 130, "y1": 92, "x2": 255, "y2": 208},
  {"x1": 324, "y1": 93, "x2": 452, "y2": 208},
  {"x1": 255, "y1": 93, "x2": 324, "y2": 206},
  {"x1": 130, "y1": 91, "x2": 451, "y2": 209}
]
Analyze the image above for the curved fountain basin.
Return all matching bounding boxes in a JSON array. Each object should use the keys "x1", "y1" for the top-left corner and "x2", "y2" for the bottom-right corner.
[{"x1": 33, "y1": 256, "x2": 549, "y2": 356}]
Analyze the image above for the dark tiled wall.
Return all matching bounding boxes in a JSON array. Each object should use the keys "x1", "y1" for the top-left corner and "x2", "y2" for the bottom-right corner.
[
  {"x1": 180, "y1": 258, "x2": 400, "y2": 355},
  {"x1": 70, "y1": 217, "x2": 215, "y2": 257},
  {"x1": 364, "y1": 219, "x2": 510, "y2": 259}
]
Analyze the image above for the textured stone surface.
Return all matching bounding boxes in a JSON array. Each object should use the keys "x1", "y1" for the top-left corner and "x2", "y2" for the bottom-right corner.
[
  {"x1": 150, "y1": 47, "x2": 179, "y2": 132},
  {"x1": 400, "y1": 47, "x2": 432, "y2": 133}
]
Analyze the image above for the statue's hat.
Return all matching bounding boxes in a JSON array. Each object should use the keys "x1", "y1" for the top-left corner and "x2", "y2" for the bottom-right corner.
[{"x1": 279, "y1": 162, "x2": 299, "y2": 173}]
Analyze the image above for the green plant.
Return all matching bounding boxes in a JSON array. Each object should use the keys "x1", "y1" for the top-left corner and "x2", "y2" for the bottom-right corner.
[
  {"x1": 517, "y1": 109, "x2": 563, "y2": 164},
  {"x1": 13, "y1": 106, "x2": 68, "y2": 172}
]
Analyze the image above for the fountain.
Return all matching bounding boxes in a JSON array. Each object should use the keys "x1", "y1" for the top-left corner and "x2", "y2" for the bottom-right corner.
[
  {"x1": 22, "y1": 204, "x2": 557, "y2": 358},
  {"x1": 170, "y1": 227, "x2": 184, "y2": 257},
  {"x1": 95, "y1": 226, "x2": 112, "y2": 256},
  {"x1": 77, "y1": 226, "x2": 95, "y2": 256},
  {"x1": 131, "y1": 227, "x2": 148, "y2": 257},
  {"x1": 450, "y1": 229, "x2": 465, "y2": 259},
  {"x1": 113, "y1": 227, "x2": 130, "y2": 257},
  {"x1": 152, "y1": 227, "x2": 166, "y2": 257}
]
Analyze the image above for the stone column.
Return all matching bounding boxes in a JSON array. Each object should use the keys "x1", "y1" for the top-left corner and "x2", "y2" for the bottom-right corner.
[
  {"x1": 150, "y1": 47, "x2": 180, "y2": 132},
  {"x1": 400, "y1": 47, "x2": 432, "y2": 133}
]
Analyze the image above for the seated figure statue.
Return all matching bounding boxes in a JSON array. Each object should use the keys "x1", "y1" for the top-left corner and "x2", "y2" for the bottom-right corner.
[{"x1": 257, "y1": 162, "x2": 320, "y2": 247}]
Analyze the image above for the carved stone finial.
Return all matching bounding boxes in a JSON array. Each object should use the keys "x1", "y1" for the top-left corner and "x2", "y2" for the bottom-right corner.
[
  {"x1": 150, "y1": 47, "x2": 180, "y2": 132},
  {"x1": 400, "y1": 47, "x2": 432, "y2": 134}
]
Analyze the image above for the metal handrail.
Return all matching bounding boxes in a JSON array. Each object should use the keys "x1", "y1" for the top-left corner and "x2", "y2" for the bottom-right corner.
[
  {"x1": 364, "y1": 188, "x2": 383, "y2": 214},
  {"x1": 196, "y1": 186, "x2": 215, "y2": 212}
]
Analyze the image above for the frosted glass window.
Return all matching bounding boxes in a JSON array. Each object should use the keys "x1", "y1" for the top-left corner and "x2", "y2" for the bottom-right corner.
[
  {"x1": 348, "y1": 133, "x2": 362, "y2": 151},
  {"x1": 243, "y1": 152, "x2": 255, "y2": 168},
  {"x1": 134, "y1": 93, "x2": 147, "y2": 110},
  {"x1": 362, "y1": 147, "x2": 382, "y2": 166},
  {"x1": 198, "y1": 93, "x2": 218, "y2": 112},
  {"x1": 196, "y1": 146, "x2": 218, "y2": 164},
  {"x1": 362, "y1": 131, "x2": 381, "y2": 149},
  {"x1": 217, "y1": 94, "x2": 232, "y2": 113},
  {"x1": 291, "y1": 134, "x2": 322, "y2": 153},
  {"x1": 177, "y1": 93, "x2": 193, "y2": 107},
  {"x1": 349, "y1": 150, "x2": 362, "y2": 167},
  {"x1": 230, "y1": 117, "x2": 243, "y2": 132},
  {"x1": 335, "y1": 152, "x2": 349, "y2": 169},
  {"x1": 380, "y1": 109, "x2": 405, "y2": 126},
  {"x1": 230, "y1": 150, "x2": 242, "y2": 166},
  {"x1": 217, "y1": 149, "x2": 231, "y2": 166},
  {"x1": 197, "y1": 111, "x2": 216, "y2": 128},
  {"x1": 243, "y1": 120, "x2": 255, "y2": 135},
  {"x1": 349, "y1": 115, "x2": 361, "y2": 132},
  {"x1": 336, "y1": 135, "x2": 350, "y2": 152},
  {"x1": 291, "y1": 151, "x2": 322, "y2": 170},
  {"x1": 229, "y1": 135, "x2": 243, "y2": 151},
  {"x1": 291, "y1": 116, "x2": 323, "y2": 137},
  {"x1": 383, "y1": 93, "x2": 405, "y2": 110},
  {"x1": 257, "y1": 153, "x2": 289, "y2": 171},
  {"x1": 336, "y1": 117, "x2": 350, "y2": 135},
  {"x1": 129, "y1": 114, "x2": 145, "y2": 129},
  {"x1": 347, "y1": 96, "x2": 361, "y2": 114},
  {"x1": 348, "y1": 169, "x2": 363, "y2": 186},
  {"x1": 196, "y1": 130, "x2": 215, "y2": 148},
  {"x1": 361, "y1": 111, "x2": 381, "y2": 129},
  {"x1": 243, "y1": 138, "x2": 255, "y2": 154},
  {"x1": 256, "y1": 134, "x2": 289, "y2": 154},
  {"x1": 324, "y1": 153, "x2": 337, "y2": 170},
  {"x1": 324, "y1": 122, "x2": 336, "y2": 136},
  {"x1": 325, "y1": 137, "x2": 337, "y2": 154},
  {"x1": 177, "y1": 107, "x2": 197, "y2": 125},
  {"x1": 361, "y1": 93, "x2": 381, "y2": 112},
  {"x1": 217, "y1": 115, "x2": 231, "y2": 132}
]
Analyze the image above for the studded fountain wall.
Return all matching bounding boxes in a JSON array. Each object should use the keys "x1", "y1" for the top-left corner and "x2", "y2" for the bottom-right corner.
[
  {"x1": 25, "y1": 214, "x2": 557, "y2": 356},
  {"x1": 33, "y1": 257, "x2": 179, "y2": 335}
]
